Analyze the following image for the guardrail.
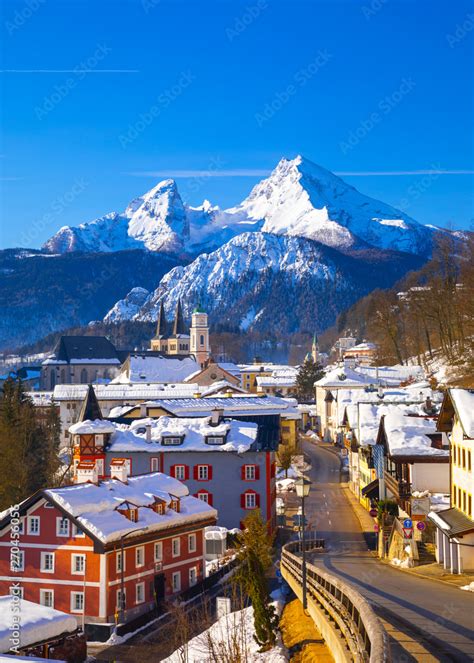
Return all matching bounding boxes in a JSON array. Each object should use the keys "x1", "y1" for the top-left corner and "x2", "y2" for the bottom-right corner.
[{"x1": 281, "y1": 540, "x2": 391, "y2": 663}]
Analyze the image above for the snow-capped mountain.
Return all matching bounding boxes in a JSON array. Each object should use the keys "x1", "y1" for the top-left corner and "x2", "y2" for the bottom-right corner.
[
  {"x1": 105, "y1": 232, "x2": 424, "y2": 334},
  {"x1": 43, "y1": 155, "x2": 435, "y2": 257}
]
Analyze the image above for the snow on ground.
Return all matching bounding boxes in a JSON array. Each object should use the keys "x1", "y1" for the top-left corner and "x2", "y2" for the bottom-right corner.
[
  {"x1": 162, "y1": 590, "x2": 287, "y2": 663},
  {"x1": 460, "y1": 582, "x2": 474, "y2": 592}
]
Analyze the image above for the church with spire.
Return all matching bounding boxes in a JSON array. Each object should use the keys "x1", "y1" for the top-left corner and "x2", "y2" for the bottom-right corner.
[{"x1": 150, "y1": 298, "x2": 210, "y2": 366}]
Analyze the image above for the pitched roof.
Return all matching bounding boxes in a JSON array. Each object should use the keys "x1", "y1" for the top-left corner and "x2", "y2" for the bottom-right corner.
[
  {"x1": 172, "y1": 299, "x2": 187, "y2": 336},
  {"x1": 78, "y1": 384, "x2": 103, "y2": 421},
  {"x1": 47, "y1": 335, "x2": 121, "y2": 363},
  {"x1": 449, "y1": 389, "x2": 474, "y2": 438},
  {"x1": 428, "y1": 507, "x2": 474, "y2": 536}
]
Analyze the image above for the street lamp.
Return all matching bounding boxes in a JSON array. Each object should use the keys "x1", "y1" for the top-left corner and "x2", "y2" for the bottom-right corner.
[
  {"x1": 294, "y1": 475, "x2": 312, "y2": 611},
  {"x1": 276, "y1": 498, "x2": 285, "y2": 528},
  {"x1": 119, "y1": 526, "x2": 149, "y2": 624}
]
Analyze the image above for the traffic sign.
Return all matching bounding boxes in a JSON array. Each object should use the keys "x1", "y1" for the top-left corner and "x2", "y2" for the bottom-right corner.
[
  {"x1": 416, "y1": 521, "x2": 426, "y2": 531},
  {"x1": 369, "y1": 509, "x2": 378, "y2": 518},
  {"x1": 402, "y1": 527, "x2": 413, "y2": 538},
  {"x1": 403, "y1": 518, "x2": 413, "y2": 528}
]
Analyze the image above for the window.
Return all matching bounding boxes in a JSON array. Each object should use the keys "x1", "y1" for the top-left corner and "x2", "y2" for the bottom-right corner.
[
  {"x1": 172, "y1": 538, "x2": 180, "y2": 558},
  {"x1": 200, "y1": 334, "x2": 204, "y2": 346},
  {"x1": 116, "y1": 551, "x2": 125, "y2": 572},
  {"x1": 188, "y1": 533, "x2": 197, "y2": 553},
  {"x1": 468, "y1": 451, "x2": 472, "y2": 472},
  {"x1": 41, "y1": 552, "x2": 55, "y2": 573},
  {"x1": 135, "y1": 546, "x2": 145, "y2": 567},
  {"x1": 195, "y1": 464, "x2": 212, "y2": 481},
  {"x1": 189, "y1": 567, "x2": 198, "y2": 586},
  {"x1": 40, "y1": 589, "x2": 54, "y2": 608},
  {"x1": 154, "y1": 542, "x2": 163, "y2": 562},
  {"x1": 57, "y1": 517, "x2": 70, "y2": 537},
  {"x1": 136, "y1": 582, "x2": 145, "y2": 604},
  {"x1": 27, "y1": 516, "x2": 40, "y2": 535},
  {"x1": 150, "y1": 457, "x2": 160, "y2": 472},
  {"x1": 116, "y1": 589, "x2": 126, "y2": 610},
  {"x1": 72, "y1": 523, "x2": 85, "y2": 537},
  {"x1": 161, "y1": 436, "x2": 183, "y2": 446},
  {"x1": 462, "y1": 448, "x2": 466, "y2": 469},
  {"x1": 196, "y1": 490, "x2": 212, "y2": 506},
  {"x1": 71, "y1": 554, "x2": 85, "y2": 575},
  {"x1": 172, "y1": 571, "x2": 181, "y2": 593},
  {"x1": 80, "y1": 368, "x2": 88, "y2": 383},
  {"x1": 71, "y1": 592, "x2": 84, "y2": 613},
  {"x1": 174, "y1": 465, "x2": 186, "y2": 480},
  {"x1": 242, "y1": 492, "x2": 259, "y2": 510},
  {"x1": 11, "y1": 550, "x2": 24, "y2": 572},
  {"x1": 129, "y1": 508, "x2": 138, "y2": 523},
  {"x1": 44, "y1": 501, "x2": 54, "y2": 508},
  {"x1": 244, "y1": 465, "x2": 256, "y2": 481},
  {"x1": 469, "y1": 494, "x2": 472, "y2": 518},
  {"x1": 205, "y1": 436, "x2": 225, "y2": 446}
]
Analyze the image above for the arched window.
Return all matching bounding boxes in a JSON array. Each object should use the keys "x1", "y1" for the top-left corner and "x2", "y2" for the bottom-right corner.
[
  {"x1": 60, "y1": 369, "x2": 66, "y2": 384},
  {"x1": 50, "y1": 370, "x2": 56, "y2": 390},
  {"x1": 80, "y1": 368, "x2": 88, "y2": 383},
  {"x1": 200, "y1": 335, "x2": 204, "y2": 346}
]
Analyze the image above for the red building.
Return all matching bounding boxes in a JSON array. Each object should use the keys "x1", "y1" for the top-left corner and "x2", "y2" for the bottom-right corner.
[{"x1": 0, "y1": 471, "x2": 216, "y2": 637}]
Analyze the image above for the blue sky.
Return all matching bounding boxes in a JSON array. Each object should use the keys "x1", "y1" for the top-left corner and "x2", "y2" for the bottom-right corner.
[{"x1": 0, "y1": 0, "x2": 473, "y2": 249}]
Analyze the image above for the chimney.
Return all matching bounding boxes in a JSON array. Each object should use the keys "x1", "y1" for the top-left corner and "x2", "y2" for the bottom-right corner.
[
  {"x1": 140, "y1": 403, "x2": 147, "y2": 417},
  {"x1": 194, "y1": 391, "x2": 202, "y2": 399},
  {"x1": 145, "y1": 423, "x2": 152, "y2": 443},
  {"x1": 110, "y1": 459, "x2": 129, "y2": 483},
  {"x1": 425, "y1": 396, "x2": 432, "y2": 412},
  {"x1": 75, "y1": 460, "x2": 98, "y2": 485},
  {"x1": 377, "y1": 385, "x2": 384, "y2": 399},
  {"x1": 210, "y1": 407, "x2": 224, "y2": 426}
]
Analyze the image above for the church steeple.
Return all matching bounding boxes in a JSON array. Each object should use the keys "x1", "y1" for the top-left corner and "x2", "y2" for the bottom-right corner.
[
  {"x1": 154, "y1": 300, "x2": 167, "y2": 339},
  {"x1": 311, "y1": 332, "x2": 319, "y2": 363},
  {"x1": 172, "y1": 299, "x2": 186, "y2": 336},
  {"x1": 78, "y1": 384, "x2": 103, "y2": 422}
]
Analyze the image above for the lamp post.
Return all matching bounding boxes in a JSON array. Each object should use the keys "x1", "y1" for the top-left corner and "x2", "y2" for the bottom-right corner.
[
  {"x1": 294, "y1": 476, "x2": 312, "y2": 611},
  {"x1": 119, "y1": 526, "x2": 149, "y2": 625}
]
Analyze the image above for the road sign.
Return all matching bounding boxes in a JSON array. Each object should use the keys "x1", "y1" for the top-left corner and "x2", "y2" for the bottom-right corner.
[
  {"x1": 403, "y1": 518, "x2": 413, "y2": 529},
  {"x1": 402, "y1": 527, "x2": 413, "y2": 538},
  {"x1": 416, "y1": 521, "x2": 426, "y2": 531},
  {"x1": 216, "y1": 597, "x2": 231, "y2": 619},
  {"x1": 374, "y1": 524, "x2": 379, "y2": 532},
  {"x1": 292, "y1": 515, "x2": 308, "y2": 526},
  {"x1": 369, "y1": 509, "x2": 378, "y2": 518}
]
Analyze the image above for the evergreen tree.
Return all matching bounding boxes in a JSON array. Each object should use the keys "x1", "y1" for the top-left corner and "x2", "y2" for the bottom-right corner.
[
  {"x1": 277, "y1": 446, "x2": 295, "y2": 478},
  {"x1": 0, "y1": 379, "x2": 61, "y2": 509},
  {"x1": 295, "y1": 356, "x2": 324, "y2": 400},
  {"x1": 234, "y1": 511, "x2": 278, "y2": 651}
]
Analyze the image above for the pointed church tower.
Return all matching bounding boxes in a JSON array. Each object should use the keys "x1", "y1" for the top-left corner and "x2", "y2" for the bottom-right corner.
[
  {"x1": 167, "y1": 298, "x2": 191, "y2": 355},
  {"x1": 150, "y1": 300, "x2": 169, "y2": 352},
  {"x1": 172, "y1": 299, "x2": 187, "y2": 336},
  {"x1": 190, "y1": 304, "x2": 210, "y2": 367},
  {"x1": 71, "y1": 385, "x2": 114, "y2": 482},
  {"x1": 311, "y1": 333, "x2": 319, "y2": 363}
]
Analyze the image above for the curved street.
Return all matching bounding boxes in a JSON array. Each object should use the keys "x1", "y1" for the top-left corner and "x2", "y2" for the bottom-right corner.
[{"x1": 300, "y1": 439, "x2": 474, "y2": 663}]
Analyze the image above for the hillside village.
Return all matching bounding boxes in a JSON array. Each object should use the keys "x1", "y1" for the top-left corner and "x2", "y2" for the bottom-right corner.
[{"x1": 0, "y1": 298, "x2": 472, "y2": 661}]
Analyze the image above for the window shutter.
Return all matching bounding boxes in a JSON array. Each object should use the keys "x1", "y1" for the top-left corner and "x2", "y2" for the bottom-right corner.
[
  {"x1": 240, "y1": 493, "x2": 246, "y2": 508},
  {"x1": 185, "y1": 465, "x2": 190, "y2": 480},
  {"x1": 255, "y1": 465, "x2": 260, "y2": 480},
  {"x1": 208, "y1": 493, "x2": 213, "y2": 507},
  {"x1": 256, "y1": 493, "x2": 261, "y2": 507},
  {"x1": 170, "y1": 464, "x2": 175, "y2": 478},
  {"x1": 208, "y1": 465, "x2": 213, "y2": 481},
  {"x1": 241, "y1": 465, "x2": 246, "y2": 480},
  {"x1": 193, "y1": 465, "x2": 199, "y2": 480}
]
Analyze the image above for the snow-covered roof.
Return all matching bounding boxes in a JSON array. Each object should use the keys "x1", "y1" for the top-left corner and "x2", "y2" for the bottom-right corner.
[
  {"x1": 315, "y1": 366, "x2": 376, "y2": 388},
  {"x1": 200, "y1": 380, "x2": 247, "y2": 396},
  {"x1": 53, "y1": 382, "x2": 200, "y2": 401},
  {"x1": 0, "y1": 597, "x2": 77, "y2": 652},
  {"x1": 381, "y1": 408, "x2": 446, "y2": 457},
  {"x1": 204, "y1": 526, "x2": 228, "y2": 541},
  {"x1": 354, "y1": 364, "x2": 425, "y2": 385},
  {"x1": 449, "y1": 388, "x2": 474, "y2": 438},
  {"x1": 137, "y1": 395, "x2": 298, "y2": 418},
  {"x1": 108, "y1": 416, "x2": 258, "y2": 453},
  {"x1": 121, "y1": 354, "x2": 200, "y2": 383},
  {"x1": 45, "y1": 472, "x2": 216, "y2": 544},
  {"x1": 238, "y1": 363, "x2": 295, "y2": 372},
  {"x1": 69, "y1": 419, "x2": 117, "y2": 435},
  {"x1": 26, "y1": 391, "x2": 54, "y2": 406},
  {"x1": 256, "y1": 375, "x2": 296, "y2": 388},
  {"x1": 217, "y1": 362, "x2": 241, "y2": 377},
  {"x1": 344, "y1": 342, "x2": 377, "y2": 352}
]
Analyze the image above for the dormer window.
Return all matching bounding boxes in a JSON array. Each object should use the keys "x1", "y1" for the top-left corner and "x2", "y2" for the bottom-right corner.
[
  {"x1": 170, "y1": 498, "x2": 181, "y2": 513},
  {"x1": 205, "y1": 435, "x2": 225, "y2": 446},
  {"x1": 129, "y1": 508, "x2": 138, "y2": 522},
  {"x1": 161, "y1": 436, "x2": 184, "y2": 446}
]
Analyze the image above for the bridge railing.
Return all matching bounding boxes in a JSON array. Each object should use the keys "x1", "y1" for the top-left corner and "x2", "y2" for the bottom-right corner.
[{"x1": 281, "y1": 540, "x2": 391, "y2": 662}]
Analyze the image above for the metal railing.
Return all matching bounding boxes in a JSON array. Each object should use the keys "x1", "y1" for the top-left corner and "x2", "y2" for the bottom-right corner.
[{"x1": 281, "y1": 540, "x2": 391, "y2": 662}]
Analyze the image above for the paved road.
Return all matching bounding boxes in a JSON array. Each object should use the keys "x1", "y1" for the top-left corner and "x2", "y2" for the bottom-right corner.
[{"x1": 301, "y1": 439, "x2": 474, "y2": 663}]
